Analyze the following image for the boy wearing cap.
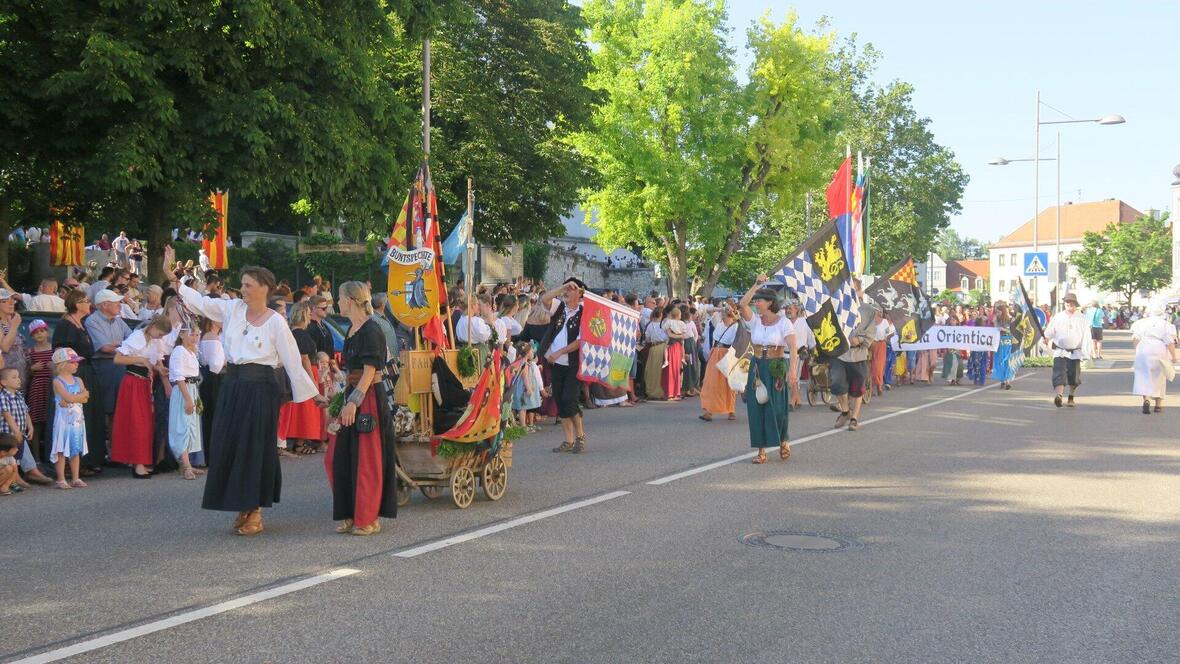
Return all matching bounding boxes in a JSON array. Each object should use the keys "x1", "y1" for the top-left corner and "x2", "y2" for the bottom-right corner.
[{"x1": 1044, "y1": 293, "x2": 1091, "y2": 407}]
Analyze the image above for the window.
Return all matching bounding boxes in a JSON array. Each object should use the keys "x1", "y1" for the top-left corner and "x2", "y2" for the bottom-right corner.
[
  {"x1": 998, "y1": 280, "x2": 1006, "y2": 293},
  {"x1": 1010, "y1": 253, "x2": 1017, "y2": 265},
  {"x1": 999, "y1": 255, "x2": 1005, "y2": 267},
  {"x1": 960, "y1": 276, "x2": 970, "y2": 290},
  {"x1": 975, "y1": 277, "x2": 984, "y2": 290}
]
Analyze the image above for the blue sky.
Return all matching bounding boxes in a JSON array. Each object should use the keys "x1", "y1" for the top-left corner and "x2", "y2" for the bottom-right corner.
[{"x1": 723, "y1": 0, "x2": 1179, "y2": 242}]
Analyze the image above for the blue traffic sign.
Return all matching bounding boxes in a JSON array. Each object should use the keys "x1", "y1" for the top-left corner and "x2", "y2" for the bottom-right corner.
[{"x1": 1023, "y1": 252, "x2": 1049, "y2": 277}]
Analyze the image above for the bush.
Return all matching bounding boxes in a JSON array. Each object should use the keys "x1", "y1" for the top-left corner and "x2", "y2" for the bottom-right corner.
[
  {"x1": 1022, "y1": 355, "x2": 1052, "y2": 368},
  {"x1": 249, "y1": 239, "x2": 298, "y2": 285},
  {"x1": 523, "y1": 241, "x2": 549, "y2": 282}
]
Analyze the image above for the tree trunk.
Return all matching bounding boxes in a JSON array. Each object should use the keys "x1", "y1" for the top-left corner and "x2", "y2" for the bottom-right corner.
[
  {"x1": 142, "y1": 190, "x2": 168, "y2": 286},
  {"x1": 693, "y1": 148, "x2": 774, "y2": 298},
  {"x1": 662, "y1": 220, "x2": 690, "y2": 298},
  {"x1": 0, "y1": 197, "x2": 12, "y2": 274}
]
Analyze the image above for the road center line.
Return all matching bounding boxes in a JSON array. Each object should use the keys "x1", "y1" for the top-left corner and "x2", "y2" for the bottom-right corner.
[
  {"x1": 393, "y1": 490, "x2": 632, "y2": 558},
  {"x1": 10, "y1": 568, "x2": 360, "y2": 664},
  {"x1": 647, "y1": 372, "x2": 1032, "y2": 486}
]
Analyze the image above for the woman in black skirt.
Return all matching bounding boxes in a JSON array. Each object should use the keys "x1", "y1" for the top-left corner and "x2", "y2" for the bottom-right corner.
[
  {"x1": 176, "y1": 267, "x2": 320, "y2": 536},
  {"x1": 326, "y1": 281, "x2": 396, "y2": 536}
]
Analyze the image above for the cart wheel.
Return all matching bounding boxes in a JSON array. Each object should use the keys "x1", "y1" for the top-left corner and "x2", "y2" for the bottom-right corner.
[
  {"x1": 862, "y1": 390, "x2": 871, "y2": 405},
  {"x1": 482, "y1": 454, "x2": 508, "y2": 501},
  {"x1": 421, "y1": 485, "x2": 442, "y2": 500},
  {"x1": 806, "y1": 386, "x2": 816, "y2": 407},
  {"x1": 450, "y1": 467, "x2": 476, "y2": 509},
  {"x1": 396, "y1": 482, "x2": 412, "y2": 507},
  {"x1": 821, "y1": 389, "x2": 832, "y2": 404}
]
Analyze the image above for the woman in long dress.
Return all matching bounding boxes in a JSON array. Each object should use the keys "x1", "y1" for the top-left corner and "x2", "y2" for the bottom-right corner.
[
  {"x1": 326, "y1": 281, "x2": 397, "y2": 535},
  {"x1": 739, "y1": 276, "x2": 798, "y2": 465},
  {"x1": 642, "y1": 308, "x2": 668, "y2": 400},
  {"x1": 1131, "y1": 302, "x2": 1177, "y2": 414},
  {"x1": 699, "y1": 307, "x2": 738, "y2": 421},
  {"x1": 991, "y1": 303, "x2": 1019, "y2": 389},
  {"x1": 176, "y1": 267, "x2": 320, "y2": 536}
]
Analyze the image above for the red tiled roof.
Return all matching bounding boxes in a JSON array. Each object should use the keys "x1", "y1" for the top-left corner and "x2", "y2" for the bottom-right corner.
[
  {"x1": 950, "y1": 259, "x2": 989, "y2": 279},
  {"x1": 990, "y1": 199, "x2": 1142, "y2": 248}
]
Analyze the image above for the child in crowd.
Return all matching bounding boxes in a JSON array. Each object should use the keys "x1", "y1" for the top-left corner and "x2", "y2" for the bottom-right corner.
[
  {"x1": 168, "y1": 325, "x2": 204, "y2": 480},
  {"x1": 523, "y1": 342, "x2": 543, "y2": 431},
  {"x1": 511, "y1": 341, "x2": 541, "y2": 430},
  {"x1": 0, "y1": 366, "x2": 51, "y2": 490},
  {"x1": 25, "y1": 319, "x2": 54, "y2": 456},
  {"x1": 0, "y1": 435, "x2": 19, "y2": 496},
  {"x1": 318, "y1": 352, "x2": 345, "y2": 436},
  {"x1": 50, "y1": 347, "x2": 89, "y2": 489}
]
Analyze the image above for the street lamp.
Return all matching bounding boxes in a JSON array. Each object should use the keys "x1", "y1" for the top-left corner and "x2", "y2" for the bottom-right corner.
[{"x1": 992, "y1": 91, "x2": 1124, "y2": 308}]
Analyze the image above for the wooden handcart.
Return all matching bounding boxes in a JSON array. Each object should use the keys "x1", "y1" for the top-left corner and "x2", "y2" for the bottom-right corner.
[{"x1": 390, "y1": 348, "x2": 511, "y2": 509}]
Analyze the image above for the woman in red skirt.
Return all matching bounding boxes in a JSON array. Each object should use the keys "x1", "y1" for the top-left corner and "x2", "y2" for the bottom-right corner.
[
  {"x1": 277, "y1": 301, "x2": 323, "y2": 454},
  {"x1": 326, "y1": 281, "x2": 395, "y2": 535},
  {"x1": 110, "y1": 316, "x2": 174, "y2": 478},
  {"x1": 661, "y1": 306, "x2": 687, "y2": 400}
]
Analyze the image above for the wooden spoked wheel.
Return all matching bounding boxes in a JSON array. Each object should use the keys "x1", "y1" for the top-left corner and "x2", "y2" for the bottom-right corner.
[
  {"x1": 450, "y1": 467, "x2": 476, "y2": 509},
  {"x1": 482, "y1": 454, "x2": 508, "y2": 501},
  {"x1": 396, "y1": 482, "x2": 412, "y2": 507},
  {"x1": 421, "y1": 485, "x2": 442, "y2": 500}
]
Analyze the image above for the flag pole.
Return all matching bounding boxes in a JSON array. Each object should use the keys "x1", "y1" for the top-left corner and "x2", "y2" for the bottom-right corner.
[{"x1": 466, "y1": 176, "x2": 474, "y2": 347}]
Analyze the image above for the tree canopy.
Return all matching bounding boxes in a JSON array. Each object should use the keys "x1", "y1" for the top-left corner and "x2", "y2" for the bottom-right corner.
[{"x1": 1071, "y1": 214, "x2": 1171, "y2": 306}]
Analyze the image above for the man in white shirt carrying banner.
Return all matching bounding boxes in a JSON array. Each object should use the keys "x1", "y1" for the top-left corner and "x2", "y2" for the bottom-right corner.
[{"x1": 1043, "y1": 292, "x2": 1091, "y2": 408}]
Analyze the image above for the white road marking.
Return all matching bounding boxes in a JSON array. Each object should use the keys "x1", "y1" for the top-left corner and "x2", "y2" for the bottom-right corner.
[
  {"x1": 11, "y1": 568, "x2": 360, "y2": 664},
  {"x1": 393, "y1": 490, "x2": 632, "y2": 558},
  {"x1": 647, "y1": 372, "x2": 1032, "y2": 486}
]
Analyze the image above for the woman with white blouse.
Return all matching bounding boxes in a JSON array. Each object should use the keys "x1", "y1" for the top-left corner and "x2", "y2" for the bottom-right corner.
[
  {"x1": 699, "y1": 306, "x2": 738, "y2": 421},
  {"x1": 109, "y1": 316, "x2": 175, "y2": 479},
  {"x1": 642, "y1": 308, "x2": 668, "y2": 400},
  {"x1": 176, "y1": 267, "x2": 320, "y2": 536},
  {"x1": 739, "y1": 276, "x2": 799, "y2": 464}
]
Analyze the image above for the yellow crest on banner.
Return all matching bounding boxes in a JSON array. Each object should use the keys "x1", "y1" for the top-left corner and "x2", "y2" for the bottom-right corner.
[{"x1": 386, "y1": 245, "x2": 440, "y2": 329}]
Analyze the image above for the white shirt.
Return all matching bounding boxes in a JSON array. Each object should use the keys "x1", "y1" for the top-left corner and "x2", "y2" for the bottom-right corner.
[
  {"x1": 645, "y1": 321, "x2": 668, "y2": 343},
  {"x1": 493, "y1": 318, "x2": 517, "y2": 362},
  {"x1": 456, "y1": 315, "x2": 493, "y2": 344},
  {"x1": 549, "y1": 304, "x2": 581, "y2": 366},
  {"x1": 1044, "y1": 310, "x2": 1091, "y2": 360},
  {"x1": 791, "y1": 317, "x2": 814, "y2": 350},
  {"x1": 662, "y1": 319, "x2": 687, "y2": 338},
  {"x1": 21, "y1": 293, "x2": 65, "y2": 313},
  {"x1": 199, "y1": 338, "x2": 226, "y2": 374},
  {"x1": 119, "y1": 303, "x2": 138, "y2": 320},
  {"x1": 112, "y1": 236, "x2": 130, "y2": 254},
  {"x1": 138, "y1": 306, "x2": 163, "y2": 322},
  {"x1": 168, "y1": 345, "x2": 200, "y2": 383},
  {"x1": 499, "y1": 315, "x2": 523, "y2": 338},
  {"x1": 199, "y1": 251, "x2": 211, "y2": 272},
  {"x1": 874, "y1": 320, "x2": 895, "y2": 342},
  {"x1": 116, "y1": 327, "x2": 180, "y2": 366},
  {"x1": 178, "y1": 284, "x2": 318, "y2": 402},
  {"x1": 744, "y1": 315, "x2": 796, "y2": 348},
  {"x1": 711, "y1": 322, "x2": 738, "y2": 347}
]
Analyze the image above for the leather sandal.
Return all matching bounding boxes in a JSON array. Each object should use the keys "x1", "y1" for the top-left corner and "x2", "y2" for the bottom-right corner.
[
  {"x1": 552, "y1": 441, "x2": 575, "y2": 453},
  {"x1": 752, "y1": 451, "x2": 768, "y2": 464},
  {"x1": 573, "y1": 436, "x2": 586, "y2": 454},
  {"x1": 235, "y1": 510, "x2": 263, "y2": 536},
  {"x1": 779, "y1": 443, "x2": 791, "y2": 460},
  {"x1": 351, "y1": 520, "x2": 382, "y2": 536},
  {"x1": 335, "y1": 519, "x2": 354, "y2": 534}
]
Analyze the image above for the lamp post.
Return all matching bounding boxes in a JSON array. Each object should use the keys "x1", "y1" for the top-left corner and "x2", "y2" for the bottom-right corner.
[{"x1": 990, "y1": 91, "x2": 1124, "y2": 307}]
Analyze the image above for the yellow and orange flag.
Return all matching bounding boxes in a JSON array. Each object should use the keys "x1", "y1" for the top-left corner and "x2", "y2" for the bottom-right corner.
[
  {"x1": 49, "y1": 220, "x2": 84, "y2": 266},
  {"x1": 203, "y1": 191, "x2": 229, "y2": 270}
]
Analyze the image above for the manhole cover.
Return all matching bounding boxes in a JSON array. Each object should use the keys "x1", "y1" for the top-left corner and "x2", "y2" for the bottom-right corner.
[{"x1": 740, "y1": 531, "x2": 862, "y2": 553}]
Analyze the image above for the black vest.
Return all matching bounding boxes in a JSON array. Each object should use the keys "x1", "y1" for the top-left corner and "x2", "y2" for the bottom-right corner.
[{"x1": 539, "y1": 301, "x2": 583, "y2": 359}]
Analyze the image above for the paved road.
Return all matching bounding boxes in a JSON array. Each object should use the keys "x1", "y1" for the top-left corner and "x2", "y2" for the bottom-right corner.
[{"x1": 4, "y1": 331, "x2": 1178, "y2": 663}]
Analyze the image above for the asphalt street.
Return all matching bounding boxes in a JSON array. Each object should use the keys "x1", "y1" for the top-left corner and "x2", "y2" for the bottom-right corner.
[{"x1": 3, "y1": 331, "x2": 1178, "y2": 663}]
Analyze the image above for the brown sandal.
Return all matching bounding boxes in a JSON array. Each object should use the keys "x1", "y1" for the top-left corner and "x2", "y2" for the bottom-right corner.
[
  {"x1": 752, "y1": 452, "x2": 768, "y2": 464},
  {"x1": 779, "y1": 443, "x2": 791, "y2": 460}
]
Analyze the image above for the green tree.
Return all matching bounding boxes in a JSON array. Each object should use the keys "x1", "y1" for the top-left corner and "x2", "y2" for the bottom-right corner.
[
  {"x1": 1, "y1": 1, "x2": 422, "y2": 279},
  {"x1": 428, "y1": 0, "x2": 596, "y2": 246},
  {"x1": 574, "y1": 3, "x2": 843, "y2": 298},
  {"x1": 1071, "y1": 214, "x2": 1171, "y2": 307},
  {"x1": 934, "y1": 228, "x2": 987, "y2": 261}
]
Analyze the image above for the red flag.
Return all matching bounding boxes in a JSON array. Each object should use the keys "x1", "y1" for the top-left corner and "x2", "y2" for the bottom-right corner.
[
  {"x1": 204, "y1": 191, "x2": 229, "y2": 270},
  {"x1": 49, "y1": 220, "x2": 84, "y2": 266},
  {"x1": 825, "y1": 157, "x2": 852, "y2": 220}
]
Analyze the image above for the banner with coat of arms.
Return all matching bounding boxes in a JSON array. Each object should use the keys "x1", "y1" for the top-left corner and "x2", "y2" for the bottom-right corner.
[
  {"x1": 864, "y1": 255, "x2": 934, "y2": 344},
  {"x1": 768, "y1": 219, "x2": 860, "y2": 360},
  {"x1": 577, "y1": 292, "x2": 640, "y2": 388}
]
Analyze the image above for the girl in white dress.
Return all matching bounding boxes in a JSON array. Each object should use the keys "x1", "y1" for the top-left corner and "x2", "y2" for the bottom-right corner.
[
  {"x1": 50, "y1": 348, "x2": 89, "y2": 489},
  {"x1": 168, "y1": 325, "x2": 204, "y2": 479}
]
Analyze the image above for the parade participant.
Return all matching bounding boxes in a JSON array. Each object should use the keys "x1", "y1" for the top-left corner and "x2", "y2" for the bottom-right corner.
[
  {"x1": 739, "y1": 276, "x2": 797, "y2": 464},
  {"x1": 1086, "y1": 300, "x2": 1105, "y2": 359},
  {"x1": 991, "y1": 303, "x2": 1019, "y2": 390},
  {"x1": 941, "y1": 314, "x2": 965, "y2": 385},
  {"x1": 53, "y1": 290, "x2": 106, "y2": 471},
  {"x1": 496, "y1": 294, "x2": 520, "y2": 360},
  {"x1": 661, "y1": 306, "x2": 686, "y2": 401},
  {"x1": 277, "y1": 301, "x2": 324, "y2": 455},
  {"x1": 1130, "y1": 300, "x2": 1177, "y2": 414},
  {"x1": 787, "y1": 299, "x2": 812, "y2": 409},
  {"x1": 168, "y1": 325, "x2": 204, "y2": 480},
  {"x1": 109, "y1": 315, "x2": 174, "y2": 478},
  {"x1": 197, "y1": 318, "x2": 224, "y2": 467},
  {"x1": 326, "y1": 281, "x2": 396, "y2": 536},
  {"x1": 681, "y1": 305, "x2": 701, "y2": 397},
  {"x1": 540, "y1": 278, "x2": 588, "y2": 453},
  {"x1": 831, "y1": 283, "x2": 877, "y2": 432},
  {"x1": 869, "y1": 309, "x2": 891, "y2": 396},
  {"x1": 1044, "y1": 293, "x2": 1090, "y2": 408},
  {"x1": 177, "y1": 266, "x2": 320, "y2": 536},
  {"x1": 965, "y1": 314, "x2": 989, "y2": 386},
  {"x1": 642, "y1": 307, "x2": 668, "y2": 401},
  {"x1": 50, "y1": 347, "x2": 89, "y2": 489},
  {"x1": 85, "y1": 289, "x2": 132, "y2": 429},
  {"x1": 699, "y1": 305, "x2": 738, "y2": 422},
  {"x1": 456, "y1": 293, "x2": 494, "y2": 356}
]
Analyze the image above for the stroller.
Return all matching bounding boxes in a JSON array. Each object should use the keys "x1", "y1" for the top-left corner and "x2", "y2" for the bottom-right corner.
[{"x1": 803, "y1": 349, "x2": 833, "y2": 406}]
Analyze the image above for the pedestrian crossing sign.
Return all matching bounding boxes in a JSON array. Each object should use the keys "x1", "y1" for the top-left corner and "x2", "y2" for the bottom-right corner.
[{"x1": 1023, "y1": 252, "x2": 1049, "y2": 277}]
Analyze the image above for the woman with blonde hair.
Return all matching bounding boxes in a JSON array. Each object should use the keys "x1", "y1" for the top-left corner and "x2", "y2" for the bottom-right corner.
[{"x1": 325, "y1": 281, "x2": 397, "y2": 535}]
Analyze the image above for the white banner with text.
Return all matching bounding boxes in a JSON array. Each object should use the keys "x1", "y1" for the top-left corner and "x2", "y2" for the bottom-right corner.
[{"x1": 891, "y1": 325, "x2": 1000, "y2": 352}]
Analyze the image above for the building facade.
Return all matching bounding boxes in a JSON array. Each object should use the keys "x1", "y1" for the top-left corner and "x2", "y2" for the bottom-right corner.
[{"x1": 988, "y1": 199, "x2": 1142, "y2": 306}]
